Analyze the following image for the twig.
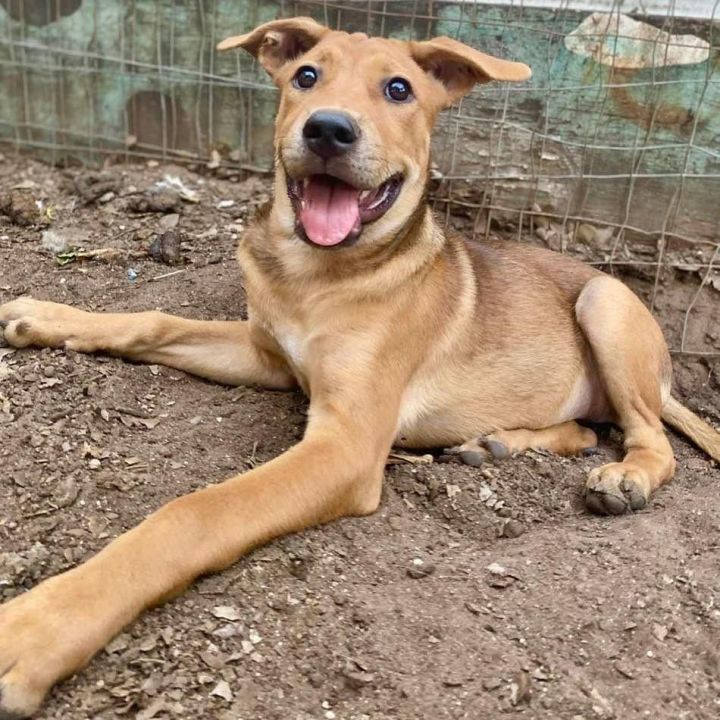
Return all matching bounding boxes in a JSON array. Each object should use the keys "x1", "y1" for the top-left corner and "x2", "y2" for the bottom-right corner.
[{"x1": 148, "y1": 268, "x2": 187, "y2": 282}]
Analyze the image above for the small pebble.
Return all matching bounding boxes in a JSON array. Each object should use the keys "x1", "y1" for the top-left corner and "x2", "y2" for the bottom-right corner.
[
  {"x1": 502, "y1": 520, "x2": 525, "y2": 539},
  {"x1": 407, "y1": 563, "x2": 436, "y2": 579}
]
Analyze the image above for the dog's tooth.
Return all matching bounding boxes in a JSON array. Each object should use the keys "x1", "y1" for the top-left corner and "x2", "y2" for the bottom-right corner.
[{"x1": 367, "y1": 185, "x2": 390, "y2": 210}]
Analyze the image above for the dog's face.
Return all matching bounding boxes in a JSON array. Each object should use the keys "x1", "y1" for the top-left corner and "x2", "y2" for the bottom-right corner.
[{"x1": 219, "y1": 18, "x2": 530, "y2": 250}]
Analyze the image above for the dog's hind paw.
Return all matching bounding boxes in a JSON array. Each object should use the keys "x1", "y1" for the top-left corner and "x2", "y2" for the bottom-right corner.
[
  {"x1": 446, "y1": 434, "x2": 513, "y2": 468},
  {"x1": 585, "y1": 462, "x2": 650, "y2": 515}
]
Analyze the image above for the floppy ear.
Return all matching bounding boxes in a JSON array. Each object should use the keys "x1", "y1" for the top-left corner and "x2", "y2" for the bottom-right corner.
[
  {"x1": 409, "y1": 36, "x2": 531, "y2": 106},
  {"x1": 217, "y1": 17, "x2": 329, "y2": 76}
]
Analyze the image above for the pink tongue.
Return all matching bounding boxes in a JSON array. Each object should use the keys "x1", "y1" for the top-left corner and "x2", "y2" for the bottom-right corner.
[{"x1": 300, "y1": 176, "x2": 360, "y2": 246}]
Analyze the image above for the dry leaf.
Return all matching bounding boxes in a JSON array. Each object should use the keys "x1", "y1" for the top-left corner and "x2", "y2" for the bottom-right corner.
[
  {"x1": 212, "y1": 605, "x2": 240, "y2": 621},
  {"x1": 210, "y1": 680, "x2": 233, "y2": 702}
]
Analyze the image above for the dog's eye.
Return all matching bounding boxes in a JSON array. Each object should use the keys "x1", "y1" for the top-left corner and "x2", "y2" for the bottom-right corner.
[
  {"x1": 293, "y1": 66, "x2": 318, "y2": 89},
  {"x1": 385, "y1": 77, "x2": 413, "y2": 103}
]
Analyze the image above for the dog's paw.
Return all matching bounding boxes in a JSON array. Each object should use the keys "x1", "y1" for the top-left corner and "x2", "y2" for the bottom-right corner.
[
  {"x1": 585, "y1": 462, "x2": 650, "y2": 515},
  {"x1": 0, "y1": 575, "x2": 102, "y2": 719},
  {"x1": 0, "y1": 297, "x2": 88, "y2": 351},
  {"x1": 446, "y1": 434, "x2": 510, "y2": 467},
  {"x1": 0, "y1": 595, "x2": 51, "y2": 719}
]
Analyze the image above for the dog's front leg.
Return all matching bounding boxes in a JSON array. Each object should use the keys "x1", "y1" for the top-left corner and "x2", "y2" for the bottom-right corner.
[
  {"x1": 0, "y1": 376, "x2": 400, "y2": 718},
  {"x1": 0, "y1": 297, "x2": 294, "y2": 388}
]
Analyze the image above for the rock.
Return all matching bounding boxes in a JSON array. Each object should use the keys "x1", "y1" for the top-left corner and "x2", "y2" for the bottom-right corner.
[
  {"x1": 213, "y1": 624, "x2": 240, "y2": 639},
  {"x1": 0, "y1": 188, "x2": 42, "y2": 226},
  {"x1": 241, "y1": 639, "x2": 254, "y2": 654},
  {"x1": 407, "y1": 561, "x2": 436, "y2": 579},
  {"x1": 342, "y1": 662, "x2": 374, "y2": 689},
  {"x1": 576, "y1": 223, "x2": 598, "y2": 244},
  {"x1": 53, "y1": 476, "x2": 79, "y2": 508},
  {"x1": 478, "y1": 484, "x2": 494, "y2": 502},
  {"x1": 200, "y1": 650, "x2": 227, "y2": 670},
  {"x1": 443, "y1": 675, "x2": 465, "y2": 687},
  {"x1": 501, "y1": 520, "x2": 525, "y2": 538},
  {"x1": 613, "y1": 660, "x2": 635, "y2": 679},
  {"x1": 74, "y1": 172, "x2": 121, "y2": 203},
  {"x1": 128, "y1": 189, "x2": 182, "y2": 214},
  {"x1": 105, "y1": 633, "x2": 130, "y2": 655},
  {"x1": 159, "y1": 213, "x2": 180, "y2": 230},
  {"x1": 486, "y1": 562, "x2": 519, "y2": 588},
  {"x1": 149, "y1": 229, "x2": 183, "y2": 265}
]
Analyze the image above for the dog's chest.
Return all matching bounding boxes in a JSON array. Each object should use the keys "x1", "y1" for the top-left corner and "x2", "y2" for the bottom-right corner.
[{"x1": 269, "y1": 320, "x2": 308, "y2": 371}]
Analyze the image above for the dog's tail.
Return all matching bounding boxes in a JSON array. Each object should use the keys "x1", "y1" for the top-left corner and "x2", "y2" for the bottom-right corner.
[{"x1": 662, "y1": 396, "x2": 720, "y2": 462}]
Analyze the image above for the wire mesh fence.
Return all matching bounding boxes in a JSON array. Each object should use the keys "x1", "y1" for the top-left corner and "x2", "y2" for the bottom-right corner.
[{"x1": 0, "y1": 0, "x2": 718, "y2": 355}]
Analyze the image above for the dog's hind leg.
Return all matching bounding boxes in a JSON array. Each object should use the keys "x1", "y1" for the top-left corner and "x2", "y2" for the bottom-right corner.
[
  {"x1": 575, "y1": 276, "x2": 675, "y2": 515},
  {"x1": 0, "y1": 297, "x2": 295, "y2": 388},
  {"x1": 454, "y1": 421, "x2": 598, "y2": 466}
]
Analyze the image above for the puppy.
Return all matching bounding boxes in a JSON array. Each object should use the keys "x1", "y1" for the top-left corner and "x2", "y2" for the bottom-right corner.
[{"x1": 0, "y1": 17, "x2": 718, "y2": 718}]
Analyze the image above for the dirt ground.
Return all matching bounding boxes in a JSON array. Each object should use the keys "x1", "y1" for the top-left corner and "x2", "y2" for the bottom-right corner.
[{"x1": 1, "y1": 155, "x2": 719, "y2": 720}]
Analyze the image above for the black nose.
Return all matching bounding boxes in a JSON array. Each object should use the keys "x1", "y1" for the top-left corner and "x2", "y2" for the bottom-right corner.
[{"x1": 303, "y1": 111, "x2": 359, "y2": 159}]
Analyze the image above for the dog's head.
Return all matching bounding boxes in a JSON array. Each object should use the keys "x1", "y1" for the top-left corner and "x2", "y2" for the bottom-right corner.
[{"x1": 219, "y1": 18, "x2": 530, "y2": 250}]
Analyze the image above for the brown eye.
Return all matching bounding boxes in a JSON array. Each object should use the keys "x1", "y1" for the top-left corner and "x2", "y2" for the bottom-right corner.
[
  {"x1": 385, "y1": 77, "x2": 412, "y2": 103},
  {"x1": 293, "y1": 66, "x2": 318, "y2": 89}
]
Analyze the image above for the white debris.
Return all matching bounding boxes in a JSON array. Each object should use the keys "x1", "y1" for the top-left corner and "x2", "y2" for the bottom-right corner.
[
  {"x1": 40, "y1": 229, "x2": 69, "y2": 253},
  {"x1": 155, "y1": 174, "x2": 199, "y2": 203},
  {"x1": 486, "y1": 562, "x2": 507, "y2": 576}
]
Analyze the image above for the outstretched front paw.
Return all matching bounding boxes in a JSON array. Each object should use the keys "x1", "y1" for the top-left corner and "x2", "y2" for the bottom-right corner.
[
  {"x1": 0, "y1": 575, "x2": 105, "y2": 719},
  {"x1": 585, "y1": 462, "x2": 650, "y2": 515},
  {"x1": 0, "y1": 297, "x2": 89, "y2": 351}
]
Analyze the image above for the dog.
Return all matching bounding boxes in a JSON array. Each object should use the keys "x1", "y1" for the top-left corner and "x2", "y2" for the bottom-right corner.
[{"x1": 1, "y1": 16, "x2": 719, "y2": 718}]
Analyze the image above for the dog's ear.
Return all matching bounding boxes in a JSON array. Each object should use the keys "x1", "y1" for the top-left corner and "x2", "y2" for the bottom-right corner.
[
  {"x1": 409, "y1": 37, "x2": 531, "y2": 106},
  {"x1": 217, "y1": 17, "x2": 329, "y2": 76}
]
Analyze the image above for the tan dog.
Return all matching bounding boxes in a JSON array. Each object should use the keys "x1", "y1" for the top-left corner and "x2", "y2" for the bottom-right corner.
[{"x1": 1, "y1": 17, "x2": 719, "y2": 718}]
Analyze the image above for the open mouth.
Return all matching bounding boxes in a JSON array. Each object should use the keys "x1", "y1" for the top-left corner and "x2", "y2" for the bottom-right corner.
[{"x1": 286, "y1": 173, "x2": 403, "y2": 248}]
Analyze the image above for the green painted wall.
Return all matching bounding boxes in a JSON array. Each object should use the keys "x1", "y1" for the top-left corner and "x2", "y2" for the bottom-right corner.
[{"x1": 0, "y1": 0, "x2": 717, "y2": 240}]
